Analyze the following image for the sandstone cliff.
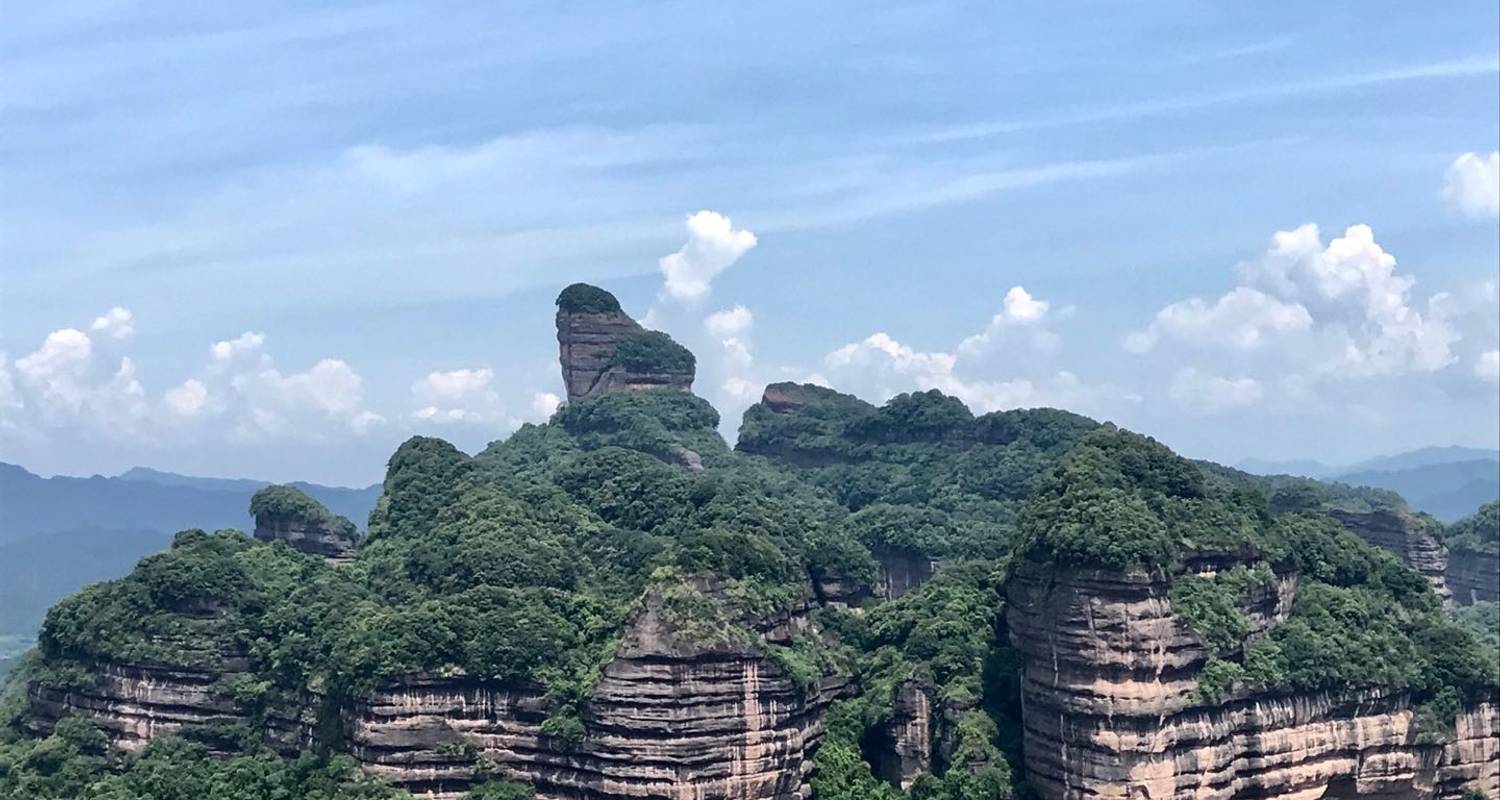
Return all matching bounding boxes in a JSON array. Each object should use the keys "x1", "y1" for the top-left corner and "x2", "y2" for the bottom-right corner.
[
  {"x1": 253, "y1": 510, "x2": 356, "y2": 564},
  {"x1": 1006, "y1": 558, "x2": 1499, "y2": 799},
  {"x1": 1447, "y1": 546, "x2": 1500, "y2": 605},
  {"x1": 27, "y1": 578, "x2": 846, "y2": 800},
  {"x1": 1328, "y1": 509, "x2": 1453, "y2": 603},
  {"x1": 556, "y1": 283, "x2": 694, "y2": 402}
]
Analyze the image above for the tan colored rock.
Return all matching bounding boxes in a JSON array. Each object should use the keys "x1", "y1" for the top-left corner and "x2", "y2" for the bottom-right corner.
[
  {"x1": 555, "y1": 285, "x2": 693, "y2": 402},
  {"x1": 1006, "y1": 557, "x2": 1499, "y2": 799},
  {"x1": 1328, "y1": 509, "x2": 1452, "y2": 603}
]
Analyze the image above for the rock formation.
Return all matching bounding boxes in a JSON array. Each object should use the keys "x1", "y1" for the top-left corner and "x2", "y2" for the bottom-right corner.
[
  {"x1": 1447, "y1": 546, "x2": 1500, "y2": 605},
  {"x1": 556, "y1": 283, "x2": 694, "y2": 402},
  {"x1": 1328, "y1": 509, "x2": 1453, "y2": 603},
  {"x1": 1006, "y1": 555, "x2": 1499, "y2": 799},
  {"x1": 27, "y1": 578, "x2": 846, "y2": 800},
  {"x1": 253, "y1": 509, "x2": 357, "y2": 564}
]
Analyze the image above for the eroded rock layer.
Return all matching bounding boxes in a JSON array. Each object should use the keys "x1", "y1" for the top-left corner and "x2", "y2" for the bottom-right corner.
[
  {"x1": 26, "y1": 583, "x2": 844, "y2": 800},
  {"x1": 1329, "y1": 509, "x2": 1453, "y2": 603},
  {"x1": 556, "y1": 302, "x2": 693, "y2": 402},
  {"x1": 1446, "y1": 546, "x2": 1499, "y2": 605},
  {"x1": 1006, "y1": 560, "x2": 1499, "y2": 799},
  {"x1": 254, "y1": 510, "x2": 356, "y2": 564}
]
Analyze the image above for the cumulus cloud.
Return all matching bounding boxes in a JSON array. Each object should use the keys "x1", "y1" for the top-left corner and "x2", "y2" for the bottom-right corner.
[
  {"x1": 1444, "y1": 151, "x2": 1500, "y2": 219},
  {"x1": 1478, "y1": 350, "x2": 1500, "y2": 383},
  {"x1": 411, "y1": 368, "x2": 500, "y2": 424},
  {"x1": 958, "y1": 286, "x2": 1060, "y2": 357},
  {"x1": 1130, "y1": 224, "x2": 1467, "y2": 383},
  {"x1": 90, "y1": 307, "x2": 135, "y2": 340},
  {"x1": 0, "y1": 310, "x2": 386, "y2": 450},
  {"x1": 820, "y1": 287, "x2": 1132, "y2": 416},
  {"x1": 1168, "y1": 369, "x2": 1263, "y2": 414},
  {"x1": 1123, "y1": 287, "x2": 1312, "y2": 354},
  {"x1": 659, "y1": 211, "x2": 757, "y2": 303},
  {"x1": 529, "y1": 391, "x2": 561, "y2": 419}
]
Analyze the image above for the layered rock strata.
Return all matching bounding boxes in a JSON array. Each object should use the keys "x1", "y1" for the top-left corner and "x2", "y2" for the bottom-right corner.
[
  {"x1": 253, "y1": 510, "x2": 357, "y2": 564},
  {"x1": 27, "y1": 581, "x2": 845, "y2": 800},
  {"x1": 1446, "y1": 546, "x2": 1499, "y2": 605},
  {"x1": 556, "y1": 289, "x2": 693, "y2": 402},
  {"x1": 1329, "y1": 509, "x2": 1453, "y2": 603},
  {"x1": 1006, "y1": 556, "x2": 1499, "y2": 799}
]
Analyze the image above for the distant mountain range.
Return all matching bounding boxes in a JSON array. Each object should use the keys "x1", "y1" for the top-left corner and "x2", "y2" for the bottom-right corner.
[
  {"x1": 0, "y1": 463, "x2": 380, "y2": 640},
  {"x1": 1237, "y1": 446, "x2": 1499, "y2": 522}
]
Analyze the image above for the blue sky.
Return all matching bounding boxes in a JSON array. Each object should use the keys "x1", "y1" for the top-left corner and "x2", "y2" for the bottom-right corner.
[{"x1": 2, "y1": 1, "x2": 1497, "y2": 485}]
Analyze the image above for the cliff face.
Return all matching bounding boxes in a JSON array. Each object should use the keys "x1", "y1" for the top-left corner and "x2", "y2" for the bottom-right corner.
[
  {"x1": 1006, "y1": 560, "x2": 1499, "y2": 799},
  {"x1": 253, "y1": 510, "x2": 356, "y2": 564},
  {"x1": 1329, "y1": 509, "x2": 1453, "y2": 603},
  {"x1": 28, "y1": 581, "x2": 845, "y2": 800},
  {"x1": 1446, "y1": 546, "x2": 1500, "y2": 605},
  {"x1": 556, "y1": 292, "x2": 694, "y2": 402}
]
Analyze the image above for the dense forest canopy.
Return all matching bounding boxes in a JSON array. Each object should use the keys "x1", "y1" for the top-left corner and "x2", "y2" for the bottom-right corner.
[{"x1": 3, "y1": 382, "x2": 1496, "y2": 800}]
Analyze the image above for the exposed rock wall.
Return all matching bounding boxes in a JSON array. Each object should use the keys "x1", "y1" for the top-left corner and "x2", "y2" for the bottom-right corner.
[
  {"x1": 871, "y1": 678, "x2": 934, "y2": 789},
  {"x1": 1446, "y1": 546, "x2": 1499, "y2": 605},
  {"x1": 1329, "y1": 509, "x2": 1452, "y2": 603},
  {"x1": 1006, "y1": 559, "x2": 1499, "y2": 799},
  {"x1": 254, "y1": 510, "x2": 356, "y2": 564},
  {"x1": 27, "y1": 583, "x2": 844, "y2": 800},
  {"x1": 556, "y1": 307, "x2": 693, "y2": 402}
]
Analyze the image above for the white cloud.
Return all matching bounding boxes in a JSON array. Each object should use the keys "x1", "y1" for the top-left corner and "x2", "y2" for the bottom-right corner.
[
  {"x1": 14, "y1": 328, "x2": 93, "y2": 411},
  {"x1": 1478, "y1": 350, "x2": 1500, "y2": 383},
  {"x1": 1124, "y1": 286, "x2": 1312, "y2": 354},
  {"x1": 164, "y1": 378, "x2": 209, "y2": 417},
  {"x1": 529, "y1": 391, "x2": 561, "y2": 419},
  {"x1": 958, "y1": 285, "x2": 1060, "y2": 357},
  {"x1": 821, "y1": 287, "x2": 1133, "y2": 417},
  {"x1": 411, "y1": 368, "x2": 500, "y2": 424},
  {"x1": 658, "y1": 211, "x2": 757, "y2": 303},
  {"x1": 1132, "y1": 224, "x2": 1461, "y2": 380},
  {"x1": 1168, "y1": 369, "x2": 1263, "y2": 414},
  {"x1": 1443, "y1": 151, "x2": 1500, "y2": 219},
  {"x1": 89, "y1": 307, "x2": 135, "y2": 339}
]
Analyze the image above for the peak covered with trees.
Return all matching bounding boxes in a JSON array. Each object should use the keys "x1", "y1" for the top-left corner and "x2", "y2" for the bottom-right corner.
[{"x1": 4, "y1": 299, "x2": 1497, "y2": 800}]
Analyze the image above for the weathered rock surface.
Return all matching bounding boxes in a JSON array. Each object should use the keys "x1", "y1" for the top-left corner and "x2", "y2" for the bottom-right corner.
[
  {"x1": 254, "y1": 510, "x2": 357, "y2": 564},
  {"x1": 1006, "y1": 556, "x2": 1499, "y2": 799},
  {"x1": 1329, "y1": 509, "x2": 1453, "y2": 603},
  {"x1": 1446, "y1": 546, "x2": 1500, "y2": 605},
  {"x1": 556, "y1": 287, "x2": 693, "y2": 402},
  {"x1": 28, "y1": 580, "x2": 845, "y2": 800},
  {"x1": 877, "y1": 552, "x2": 939, "y2": 601},
  {"x1": 870, "y1": 678, "x2": 935, "y2": 789}
]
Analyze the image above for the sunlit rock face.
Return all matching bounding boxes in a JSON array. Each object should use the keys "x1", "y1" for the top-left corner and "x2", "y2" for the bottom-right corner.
[
  {"x1": 556, "y1": 284, "x2": 694, "y2": 402},
  {"x1": 28, "y1": 581, "x2": 846, "y2": 800},
  {"x1": 1006, "y1": 555, "x2": 1499, "y2": 799}
]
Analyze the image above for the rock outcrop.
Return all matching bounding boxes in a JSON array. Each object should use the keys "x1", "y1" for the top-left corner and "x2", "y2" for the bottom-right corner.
[
  {"x1": 1447, "y1": 546, "x2": 1500, "y2": 605},
  {"x1": 1006, "y1": 557, "x2": 1499, "y2": 799},
  {"x1": 1329, "y1": 509, "x2": 1453, "y2": 603},
  {"x1": 556, "y1": 283, "x2": 694, "y2": 402},
  {"x1": 28, "y1": 579, "x2": 846, "y2": 800},
  {"x1": 254, "y1": 510, "x2": 356, "y2": 564},
  {"x1": 870, "y1": 678, "x2": 935, "y2": 789}
]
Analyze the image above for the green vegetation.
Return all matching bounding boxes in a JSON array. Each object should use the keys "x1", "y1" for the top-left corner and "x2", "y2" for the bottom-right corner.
[
  {"x1": 1445, "y1": 501, "x2": 1499, "y2": 555},
  {"x1": 608, "y1": 329, "x2": 695, "y2": 374},
  {"x1": 5, "y1": 379, "x2": 1495, "y2": 798},
  {"x1": 249, "y1": 485, "x2": 357, "y2": 537},
  {"x1": 555, "y1": 283, "x2": 622, "y2": 314}
]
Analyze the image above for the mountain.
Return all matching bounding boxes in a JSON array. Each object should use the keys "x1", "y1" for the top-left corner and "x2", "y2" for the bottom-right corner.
[
  {"x1": 1345, "y1": 445, "x2": 1499, "y2": 474},
  {"x1": 1233, "y1": 457, "x2": 1337, "y2": 478},
  {"x1": 0, "y1": 463, "x2": 381, "y2": 645},
  {"x1": 3, "y1": 284, "x2": 1494, "y2": 800},
  {"x1": 1334, "y1": 459, "x2": 1500, "y2": 522},
  {"x1": 0, "y1": 463, "x2": 380, "y2": 543}
]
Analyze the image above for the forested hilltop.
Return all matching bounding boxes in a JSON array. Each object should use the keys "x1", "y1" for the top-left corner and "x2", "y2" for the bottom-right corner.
[{"x1": 2, "y1": 285, "x2": 1496, "y2": 800}]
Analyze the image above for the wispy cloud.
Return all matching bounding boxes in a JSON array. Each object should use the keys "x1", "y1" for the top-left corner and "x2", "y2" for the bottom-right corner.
[{"x1": 908, "y1": 55, "x2": 1500, "y2": 144}]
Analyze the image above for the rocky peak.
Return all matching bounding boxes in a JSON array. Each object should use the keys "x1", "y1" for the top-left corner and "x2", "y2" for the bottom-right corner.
[
  {"x1": 249, "y1": 484, "x2": 357, "y2": 564},
  {"x1": 555, "y1": 283, "x2": 694, "y2": 402}
]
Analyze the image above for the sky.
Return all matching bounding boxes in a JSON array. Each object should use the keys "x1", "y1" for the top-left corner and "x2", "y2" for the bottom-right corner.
[{"x1": 2, "y1": 1, "x2": 1498, "y2": 486}]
